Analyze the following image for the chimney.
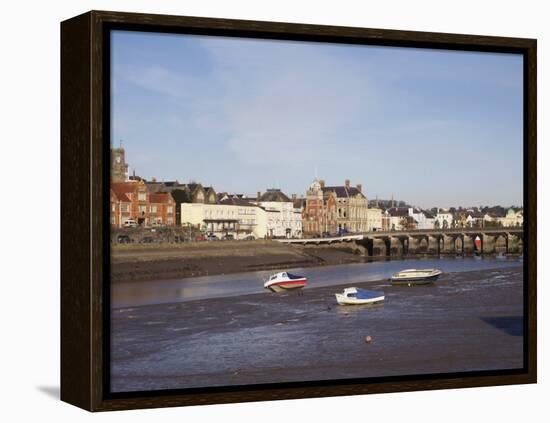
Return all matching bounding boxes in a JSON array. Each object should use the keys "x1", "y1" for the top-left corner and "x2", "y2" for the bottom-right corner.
[
  {"x1": 345, "y1": 179, "x2": 350, "y2": 188},
  {"x1": 356, "y1": 184, "x2": 362, "y2": 193},
  {"x1": 319, "y1": 180, "x2": 325, "y2": 188},
  {"x1": 257, "y1": 191, "x2": 261, "y2": 201},
  {"x1": 291, "y1": 194, "x2": 297, "y2": 200},
  {"x1": 152, "y1": 177, "x2": 157, "y2": 182}
]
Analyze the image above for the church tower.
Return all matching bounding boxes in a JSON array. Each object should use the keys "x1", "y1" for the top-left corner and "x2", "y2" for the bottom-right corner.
[{"x1": 111, "y1": 147, "x2": 129, "y2": 182}]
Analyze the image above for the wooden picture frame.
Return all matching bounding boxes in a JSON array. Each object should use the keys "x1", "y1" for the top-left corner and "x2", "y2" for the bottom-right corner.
[{"x1": 61, "y1": 10, "x2": 536, "y2": 411}]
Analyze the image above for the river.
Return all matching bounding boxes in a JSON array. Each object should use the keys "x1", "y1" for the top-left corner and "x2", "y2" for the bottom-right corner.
[{"x1": 112, "y1": 255, "x2": 523, "y2": 308}]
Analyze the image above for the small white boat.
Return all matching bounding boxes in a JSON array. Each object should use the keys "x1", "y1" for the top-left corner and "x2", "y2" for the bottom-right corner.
[
  {"x1": 391, "y1": 268, "x2": 442, "y2": 285},
  {"x1": 264, "y1": 272, "x2": 307, "y2": 292},
  {"x1": 335, "y1": 287, "x2": 385, "y2": 305}
]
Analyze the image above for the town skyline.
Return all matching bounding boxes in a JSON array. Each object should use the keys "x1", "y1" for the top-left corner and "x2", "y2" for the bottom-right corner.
[
  {"x1": 112, "y1": 31, "x2": 523, "y2": 209},
  {"x1": 115, "y1": 151, "x2": 522, "y2": 212}
]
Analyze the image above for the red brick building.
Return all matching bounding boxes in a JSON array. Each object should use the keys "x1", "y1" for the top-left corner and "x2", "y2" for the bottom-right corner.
[
  {"x1": 110, "y1": 189, "x2": 132, "y2": 227},
  {"x1": 149, "y1": 192, "x2": 176, "y2": 226},
  {"x1": 302, "y1": 179, "x2": 337, "y2": 236},
  {"x1": 110, "y1": 180, "x2": 176, "y2": 227}
]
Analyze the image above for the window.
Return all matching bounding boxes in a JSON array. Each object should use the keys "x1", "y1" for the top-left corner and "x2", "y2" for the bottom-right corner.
[
  {"x1": 167, "y1": 206, "x2": 173, "y2": 213},
  {"x1": 151, "y1": 205, "x2": 157, "y2": 213},
  {"x1": 138, "y1": 192, "x2": 146, "y2": 201}
]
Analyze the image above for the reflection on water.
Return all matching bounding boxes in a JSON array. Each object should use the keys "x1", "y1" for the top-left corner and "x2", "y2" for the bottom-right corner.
[{"x1": 112, "y1": 256, "x2": 523, "y2": 308}]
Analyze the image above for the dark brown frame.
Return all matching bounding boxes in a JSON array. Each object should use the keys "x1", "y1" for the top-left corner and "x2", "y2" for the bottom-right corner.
[{"x1": 61, "y1": 10, "x2": 537, "y2": 411}]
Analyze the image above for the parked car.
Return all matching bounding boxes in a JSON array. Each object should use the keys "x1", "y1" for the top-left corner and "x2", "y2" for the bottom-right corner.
[
  {"x1": 206, "y1": 234, "x2": 219, "y2": 241},
  {"x1": 222, "y1": 234, "x2": 235, "y2": 241},
  {"x1": 123, "y1": 219, "x2": 138, "y2": 228},
  {"x1": 116, "y1": 234, "x2": 132, "y2": 244},
  {"x1": 140, "y1": 236, "x2": 155, "y2": 243},
  {"x1": 195, "y1": 235, "x2": 205, "y2": 242},
  {"x1": 174, "y1": 235, "x2": 190, "y2": 243},
  {"x1": 244, "y1": 235, "x2": 256, "y2": 241}
]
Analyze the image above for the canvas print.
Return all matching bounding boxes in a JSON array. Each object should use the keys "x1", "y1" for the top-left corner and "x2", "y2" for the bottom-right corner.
[{"x1": 109, "y1": 30, "x2": 524, "y2": 393}]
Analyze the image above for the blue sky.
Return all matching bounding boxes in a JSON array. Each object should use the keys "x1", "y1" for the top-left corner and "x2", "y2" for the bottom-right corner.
[{"x1": 111, "y1": 30, "x2": 523, "y2": 209}]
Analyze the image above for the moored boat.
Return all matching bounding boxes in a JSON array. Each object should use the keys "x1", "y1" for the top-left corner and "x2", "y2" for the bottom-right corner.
[
  {"x1": 264, "y1": 272, "x2": 307, "y2": 292},
  {"x1": 335, "y1": 287, "x2": 385, "y2": 305},
  {"x1": 391, "y1": 268, "x2": 442, "y2": 285}
]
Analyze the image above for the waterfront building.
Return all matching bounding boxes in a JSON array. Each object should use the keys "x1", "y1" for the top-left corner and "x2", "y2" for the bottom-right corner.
[
  {"x1": 366, "y1": 207, "x2": 383, "y2": 231},
  {"x1": 321, "y1": 179, "x2": 369, "y2": 233},
  {"x1": 385, "y1": 207, "x2": 416, "y2": 231},
  {"x1": 110, "y1": 180, "x2": 176, "y2": 227},
  {"x1": 111, "y1": 147, "x2": 129, "y2": 182},
  {"x1": 408, "y1": 207, "x2": 433, "y2": 230},
  {"x1": 110, "y1": 189, "x2": 131, "y2": 227},
  {"x1": 145, "y1": 180, "x2": 217, "y2": 225},
  {"x1": 181, "y1": 199, "x2": 267, "y2": 239},
  {"x1": 497, "y1": 208, "x2": 524, "y2": 227},
  {"x1": 422, "y1": 210, "x2": 436, "y2": 229},
  {"x1": 434, "y1": 209, "x2": 454, "y2": 229},
  {"x1": 381, "y1": 210, "x2": 391, "y2": 231},
  {"x1": 111, "y1": 180, "x2": 150, "y2": 226},
  {"x1": 254, "y1": 189, "x2": 303, "y2": 238},
  {"x1": 302, "y1": 179, "x2": 337, "y2": 236},
  {"x1": 454, "y1": 209, "x2": 484, "y2": 228},
  {"x1": 149, "y1": 193, "x2": 176, "y2": 226}
]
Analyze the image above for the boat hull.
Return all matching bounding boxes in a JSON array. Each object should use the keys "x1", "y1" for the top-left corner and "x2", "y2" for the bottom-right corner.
[
  {"x1": 265, "y1": 278, "x2": 307, "y2": 292},
  {"x1": 391, "y1": 273, "x2": 441, "y2": 285},
  {"x1": 335, "y1": 293, "x2": 385, "y2": 305}
]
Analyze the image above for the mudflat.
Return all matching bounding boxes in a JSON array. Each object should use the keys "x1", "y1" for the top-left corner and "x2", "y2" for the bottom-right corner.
[
  {"x1": 111, "y1": 241, "x2": 364, "y2": 282},
  {"x1": 111, "y1": 266, "x2": 523, "y2": 392}
]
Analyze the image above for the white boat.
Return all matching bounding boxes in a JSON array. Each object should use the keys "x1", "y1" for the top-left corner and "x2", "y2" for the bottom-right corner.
[
  {"x1": 335, "y1": 287, "x2": 385, "y2": 305},
  {"x1": 391, "y1": 268, "x2": 442, "y2": 285},
  {"x1": 264, "y1": 272, "x2": 307, "y2": 292}
]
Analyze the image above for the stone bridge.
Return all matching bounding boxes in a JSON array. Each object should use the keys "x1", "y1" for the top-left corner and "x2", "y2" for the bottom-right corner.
[{"x1": 275, "y1": 228, "x2": 524, "y2": 257}]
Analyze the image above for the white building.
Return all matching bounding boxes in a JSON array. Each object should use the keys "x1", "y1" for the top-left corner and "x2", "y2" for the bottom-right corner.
[
  {"x1": 408, "y1": 208, "x2": 433, "y2": 230},
  {"x1": 435, "y1": 209, "x2": 454, "y2": 229},
  {"x1": 366, "y1": 208, "x2": 383, "y2": 231},
  {"x1": 253, "y1": 189, "x2": 303, "y2": 238},
  {"x1": 181, "y1": 199, "x2": 267, "y2": 239},
  {"x1": 498, "y1": 208, "x2": 524, "y2": 227},
  {"x1": 384, "y1": 207, "x2": 409, "y2": 231}
]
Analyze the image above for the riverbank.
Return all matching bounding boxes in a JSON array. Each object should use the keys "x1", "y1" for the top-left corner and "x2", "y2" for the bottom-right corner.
[
  {"x1": 111, "y1": 241, "x2": 520, "y2": 283},
  {"x1": 111, "y1": 241, "x2": 365, "y2": 283},
  {"x1": 111, "y1": 266, "x2": 524, "y2": 392}
]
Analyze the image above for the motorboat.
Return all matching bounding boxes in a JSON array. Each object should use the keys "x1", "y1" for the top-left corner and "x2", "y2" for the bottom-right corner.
[
  {"x1": 391, "y1": 268, "x2": 442, "y2": 285},
  {"x1": 335, "y1": 287, "x2": 385, "y2": 305},
  {"x1": 264, "y1": 272, "x2": 307, "y2": 292}
]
